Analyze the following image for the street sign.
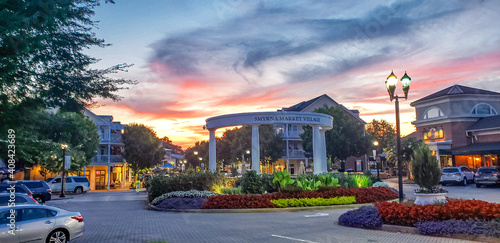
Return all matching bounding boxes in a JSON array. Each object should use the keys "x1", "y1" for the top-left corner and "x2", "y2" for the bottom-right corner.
[{"x1": 64, "y1": 156, "x2": 71, "y2": 169}]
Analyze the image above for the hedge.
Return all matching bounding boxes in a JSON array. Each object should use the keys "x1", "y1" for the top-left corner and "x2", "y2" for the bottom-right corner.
[{"x1": 270, "y1": 196, "x2": 355, "y2": 208}]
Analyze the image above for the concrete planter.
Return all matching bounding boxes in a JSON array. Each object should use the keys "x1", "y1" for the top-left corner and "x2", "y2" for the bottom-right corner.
[{"x1": 414, "y1": 192, "x2": 447, "y2": 205}]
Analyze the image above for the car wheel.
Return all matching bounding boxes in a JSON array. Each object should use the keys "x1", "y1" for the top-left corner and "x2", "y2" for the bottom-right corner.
[
  {"x1": 74, "y1": 187, "x2": 83, "y2": 194},
  {"x1": 34, "y1": 196, "x2": 44, "y2": 204},
  {"x1": 462, "y1": 178, "x2": 467, "y2": 186},
  {"x1": 476, "y1": 183, "x2": 482, "y2": 188},
  {"x1": 47, "y1": 229, "x2": 68, "y2": 243}
]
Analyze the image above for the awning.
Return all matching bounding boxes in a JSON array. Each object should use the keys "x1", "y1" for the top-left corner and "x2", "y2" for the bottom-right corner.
[
  {"x1": 161, "y1": 163, "x2": 174, "y2": 169},
  {"x1": 452, "y1": 142, "x2": 500, "y2": 155}
]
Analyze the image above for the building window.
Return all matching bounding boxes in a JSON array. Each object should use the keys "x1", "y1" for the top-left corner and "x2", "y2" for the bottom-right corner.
[
  {"x1": 422, "y1": 107, "x2": 444, "y2": 120},
  {"x1": 471, "y1": 103, "x2": 497, "y2": 115}
]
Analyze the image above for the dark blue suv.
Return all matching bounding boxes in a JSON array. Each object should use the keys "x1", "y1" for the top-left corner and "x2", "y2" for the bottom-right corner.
[{"x1": 15, "y1": 180, "x2": 52, "y2": 203}]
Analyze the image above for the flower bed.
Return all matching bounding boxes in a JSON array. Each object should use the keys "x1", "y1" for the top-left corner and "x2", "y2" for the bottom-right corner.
[
  {"x1": 417, "y1": 219, "x2": 500, "y2": 237},
  {"x1": 338, "y1": 206, "x2": 383, "y2": 229},
  {"x1": 271, "y1": 196, "x2": 355, "y2": 208},
  {"x1": 337, "y1": 199, "x2": 500, "y2": 239},
  {"x1": 201, "y1": 194, "x2": 276, "y2": 209},
  {"x1": 155, "y1": 197, "x2": 208, "y2": 210},
  {"x1": 152, "y1": 190, "x2": 217, "y2": 205},
  {"x1": 201, "y1": 187, "x2": 397, "y2": 209},
  {"x1": 375, "y1": 199, "x2": 500, "y2": 226}
]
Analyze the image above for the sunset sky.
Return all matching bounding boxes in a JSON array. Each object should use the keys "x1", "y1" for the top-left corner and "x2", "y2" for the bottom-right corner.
[{"x1": 86, "y1": 0, "x2": 500, "y2": 150}]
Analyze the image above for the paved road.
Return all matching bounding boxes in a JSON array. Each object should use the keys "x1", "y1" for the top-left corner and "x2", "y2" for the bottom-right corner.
[
  {"x1": 46, "y1": 190, "x2": 478, "y2": 243},
  {"x1": 385, "y1": 178, "x2": 500, "y2": 203}
]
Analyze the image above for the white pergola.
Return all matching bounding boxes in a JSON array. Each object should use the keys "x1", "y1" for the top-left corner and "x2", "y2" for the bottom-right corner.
[{"x1": 205, "y1": 111, "x2": 333, "y2": 174}]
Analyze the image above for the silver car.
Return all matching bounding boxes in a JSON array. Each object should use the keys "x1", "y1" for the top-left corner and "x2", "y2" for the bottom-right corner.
[
  {"x1": 0, "y1": 193, "x2": 39, "y2": 206},
  {"x1": 0, "y1": 204, "x2": 84, "y2": 243},
  {"x1": 440, "y1": 166, "x2": 475, "y2": 186},
  {"x1": 475, "y1": 166, "x2": 500, "y2": 188}
]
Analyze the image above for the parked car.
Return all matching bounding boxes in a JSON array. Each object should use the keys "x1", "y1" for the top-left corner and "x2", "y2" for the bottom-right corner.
[
  {"x1": 0, "y1": 183, "x2": 34, "y2": 196},
  {"x1": 15, "y1": 180, "x2": 52, "y2": 204},
  {"x1": 440, "y1": 166, "x2": 475, "y2": 186},
  {"x1": 45, "y1": 176, "x2": 91, "y2": 194},
  {"x1": 0, "y1": 204, "x2": 84, "y2": 243},
  {"x1": 474, "y1": 166, "x2": 500, "y2": 188},
  {"x1": 0, "y1": 193, "x2": 38, "y2": 206}
]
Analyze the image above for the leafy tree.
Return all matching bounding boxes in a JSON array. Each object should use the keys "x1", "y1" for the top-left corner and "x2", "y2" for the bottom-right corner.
[
  {"x1": 366, "y1": 119, "x2": 396, "y2": 154},
  {"x1": 301, "y1": 106, "x2": 370, "y2": 169},
  {"x1": 161, "y1": 136, "x2": 183, "y2": 154},
  {"x1": 258, "y1": 125, "x2": 283, "y2": 171},
  {"x1": 0, "y1": 0, "x2": 135, "y2": 111},
  {"x1": 122, "y1": 124, "x2": 165, "y2": 173},
  {"x1": 0, "y1": 109, "x2": 99, "y2": 173},
  {"x1": 385, "y1": 135, "x2": 422, "y2": 178}
]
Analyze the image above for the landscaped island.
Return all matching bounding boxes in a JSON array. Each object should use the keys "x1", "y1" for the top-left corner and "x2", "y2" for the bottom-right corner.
[{"x1": 147, "y1": 171, "x2": 398, "y2": 210}]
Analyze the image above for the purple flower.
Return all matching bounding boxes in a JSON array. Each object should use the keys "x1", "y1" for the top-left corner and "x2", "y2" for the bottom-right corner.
[{"x1": 338, "y1": 206, "x2": 382, "y2": 229}]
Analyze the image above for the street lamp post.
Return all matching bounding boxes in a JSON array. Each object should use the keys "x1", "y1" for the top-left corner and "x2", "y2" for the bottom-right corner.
[
  {"x1": 60, "y1": 144, "x2": 68, "y2": 198},
  {"x1": 373, "y1": 141, "x2": 380, "y2": 181},
  {"x1": 385, "y1": 71, "x2": 411, "y2": 203}
]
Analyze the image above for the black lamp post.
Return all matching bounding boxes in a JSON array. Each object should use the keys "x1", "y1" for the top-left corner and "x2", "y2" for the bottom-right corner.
[
  {"x1": 385, "y1": 71, "x2": 411, "y2": 203},
  {"x1": 60, "y1": 144, "x2": 68, "y2": 198},
  {"x1": 373, "y1": 141, "x2": 380, "y2": 181}
]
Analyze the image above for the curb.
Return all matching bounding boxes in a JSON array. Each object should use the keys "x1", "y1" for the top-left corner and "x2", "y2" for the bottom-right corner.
[{"x1": 149, "y1": 202, "x2": 374, "y2": 213}]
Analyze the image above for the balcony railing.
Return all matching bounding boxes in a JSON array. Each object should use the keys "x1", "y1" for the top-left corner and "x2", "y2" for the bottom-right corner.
[
  {"x1": 99, "y1": 133, "x2": 123, "y2": 143},
  {"x1": 91, "y1": 155, "x2": 125, "y2": 164},
  {"x1": 282, "y1": 150, "x2": 306, "y2": 158}
]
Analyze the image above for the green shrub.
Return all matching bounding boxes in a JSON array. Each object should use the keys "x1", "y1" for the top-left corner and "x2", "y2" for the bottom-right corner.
[
  {"x1": 146, "y1": 171, "x2": 226, "y2": 202},
  {"x1": 241, "y1": 170, "x2": 263, "y2": 194},
  {"x1": 297, "y1": 178, "x2": 322, "y2": 191},
  {"x1": 412, "y1": 144, "x2": 441, "y2": 191},
  {"x1": 260, "y1": 174, "x2": 277, "y2": 193},
  {"x1": 348, "y1": 175, "x2": 373, "y2": 188},
  {"x1": 231, "y1": 166, "x2": 239, "y2": 177},
  {"x1": 331, "y1": 172, "x2": 350, "y2": 188},
  {"x1": 272, "y1": 171, "x2": 295, "y2": 191},
  {"x1": 221, "y1": 187, "x2": 242, "y2": 195},
  {"x1": 318, "y1": 173, "x2": 339, "y2": 187},
  {"x1": 271, "y1": 196, "x2": 356, "y2": 207}
]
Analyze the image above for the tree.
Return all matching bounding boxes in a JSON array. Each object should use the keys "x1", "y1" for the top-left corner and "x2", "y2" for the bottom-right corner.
[
  {"x1": 122, "y1": 124, "x2": 165, "y2": 174},
  {"x1": 0, "y1": 109, "x2": 100, "y2": 173},
  {"x1": 161, "y1": 136, "x2": 183, "y2": 154},
  {"x1": 366, "y1": 119, "x2": 396, "y2": 151},
  {"x1": 412, "y1": 144, "x2": 441, "y2": 191},
  {"x1": 258, "y1": 125, "x2": 283, "y2": 171},
  {"x1": 0, "y1": 0, "x2": 136, "y2": 111},
  {"x1": 385, "y1": 135, "x2": 422, "y2": 178},
  {"x1": 301, "y1": 106, "x2": 370, "y2": 169},
  {"x1": 0, "y1": 0, "x2": 136, "y2": 170}
]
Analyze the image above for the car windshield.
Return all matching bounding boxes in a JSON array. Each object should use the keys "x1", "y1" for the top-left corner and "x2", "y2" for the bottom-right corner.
[
  {"x1": 442, "y1": 168, "x2": 459, "y2": 173},
  {"x1": 478, "y1": 168, "x2": 498, "y2": 173},
  {"x1": 45, "y1": 178, "x2": 54, "y2": 182}
]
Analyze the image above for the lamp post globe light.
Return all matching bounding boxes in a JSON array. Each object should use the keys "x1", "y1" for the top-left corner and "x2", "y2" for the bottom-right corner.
[
  {"x1": 60, "y1": 144, "x2": 68, "y2": 198},
  {"x1": 385, "y1": 71, "x2": 411, "y2": 203}
]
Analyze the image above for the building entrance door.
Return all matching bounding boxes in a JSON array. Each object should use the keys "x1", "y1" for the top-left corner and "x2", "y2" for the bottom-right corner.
[{"x1": 95, "y1": 170, "x2": 106, "y2": 190}]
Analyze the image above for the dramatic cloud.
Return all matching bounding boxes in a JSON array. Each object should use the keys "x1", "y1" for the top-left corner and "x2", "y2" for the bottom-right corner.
[{"x1": 88, "y1": 0, "x2": 500, "y2": 148}]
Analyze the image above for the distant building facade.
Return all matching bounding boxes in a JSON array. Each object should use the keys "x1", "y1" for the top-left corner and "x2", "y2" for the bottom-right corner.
[
  {"x1": 410, "y1": 85, "x2": 500, "y2": 169},
  {"x1": 274, "y1": 94, "x2": 368, "y2": 174},
  {"x1": 84, "y1": 109, "x2": 131, "y2": 190}
]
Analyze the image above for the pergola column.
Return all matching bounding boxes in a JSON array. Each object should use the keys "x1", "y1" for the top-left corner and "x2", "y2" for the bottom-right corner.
[
  {"x1": 252, "y1": 125, "x2": 260, "y2": 174},
  {"x1": 320, "y1": 128, "x2": 328, "y2": 172},
  {"x1": 312, "y1": 125, "x2": 322, "y2": 174},
  {"x1": 208, "y1": 128, "x2": 217, "y2": 171}
]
